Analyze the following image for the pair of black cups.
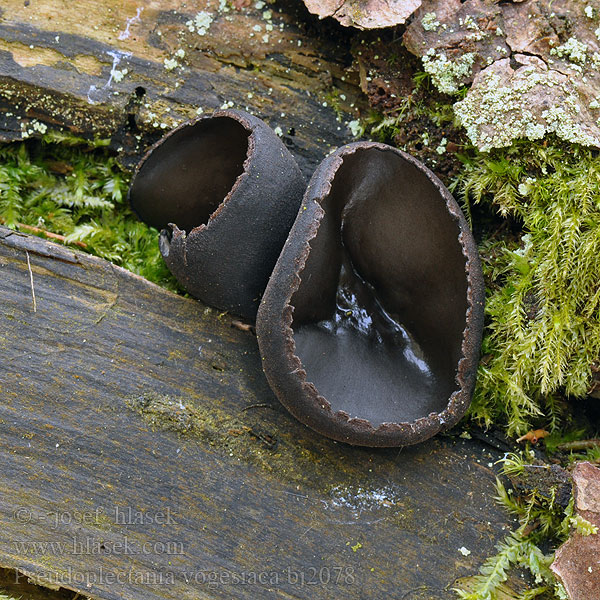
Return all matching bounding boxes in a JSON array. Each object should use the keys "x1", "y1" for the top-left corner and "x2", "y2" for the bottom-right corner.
[{"x1": 129, "y1": 109, "x2": 485, "y2": 447}]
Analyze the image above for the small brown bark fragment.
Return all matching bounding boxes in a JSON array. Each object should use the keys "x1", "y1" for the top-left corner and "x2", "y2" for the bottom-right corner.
[{"x1": 552, "y1": 462, "x2": 600, "y2": 599}]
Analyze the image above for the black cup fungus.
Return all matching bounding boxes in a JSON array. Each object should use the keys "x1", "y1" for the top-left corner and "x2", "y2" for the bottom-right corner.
[
  {"x1": 256, "y1": 142, "x2": 485, "y2": 447},
  {"x1": 129, "y1": 109, "x2": 306, "y2": 320}
]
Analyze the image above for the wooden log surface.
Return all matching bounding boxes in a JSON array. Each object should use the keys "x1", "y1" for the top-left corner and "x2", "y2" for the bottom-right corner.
[
  {"x1": 0, "y1": 0, "x2": 368, "y2": 178},
  {"x1": 0, "y1": 227, "x2": 514, "y2": 600}
]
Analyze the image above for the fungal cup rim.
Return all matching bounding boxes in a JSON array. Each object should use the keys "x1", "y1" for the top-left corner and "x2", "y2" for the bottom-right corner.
[
  {"x1": 258, "y1": 141, "x2": 485, "y2": 446},
  {"x1": 128, "y1": 109, "x2": 256, "y2": 237}
]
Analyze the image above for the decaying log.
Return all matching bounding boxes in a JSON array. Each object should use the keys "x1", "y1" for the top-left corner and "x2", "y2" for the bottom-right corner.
[
  {"x1": 0, "y1": 0, "x2": 367, "y2": 177},
  {"x1": 0, "y1": 227, "x2": 514, "y2": 599}
]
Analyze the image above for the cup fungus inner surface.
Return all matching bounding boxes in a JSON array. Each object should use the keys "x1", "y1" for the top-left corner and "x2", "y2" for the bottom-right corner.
[
  {"x1": 130, "y1": 117, "x2": 250, "y2": 233},
  {"x1": 291, "y1": 148, "x2": 469, "y2": 427}
]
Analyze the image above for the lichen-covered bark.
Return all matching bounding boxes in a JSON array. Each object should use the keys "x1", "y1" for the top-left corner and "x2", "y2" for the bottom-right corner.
[
  {"x1": 404, "y1": 0, "x2": 600, "y2": 150},
  {"x1": 0, "y1": 0, "x2": 367, "y2": 177}
]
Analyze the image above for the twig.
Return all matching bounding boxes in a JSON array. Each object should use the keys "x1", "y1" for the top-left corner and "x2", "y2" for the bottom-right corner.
[
  {"x1": 21, "y1": 223, "x2": 87, "y2": 248},
  {"x1": 240, "y1": 403, "x2": 274, "y2": 412},
  {"x1": 26, "y1": 250, "x2": 37, "y2": 313},
  {"x1": 231, "y1": 319, "x2": 254, "y2": 333},
  {"x1": 0, "y1": 217, "x2": 87, "y2": 248},
  {"x1": 557, "y1": 439, "x2": 600, "y2": 451},
  {"x1": 298, "y1": 525, "x2": 314, "y2": 539}
]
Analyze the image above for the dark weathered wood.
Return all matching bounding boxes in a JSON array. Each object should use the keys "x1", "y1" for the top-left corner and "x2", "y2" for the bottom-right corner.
[
  {"x1": 0, "y1": 0, "x2": 367, "y2": 177},
  {"x1": 0, "y1": 227, "x2": 513, "y2": 600}
]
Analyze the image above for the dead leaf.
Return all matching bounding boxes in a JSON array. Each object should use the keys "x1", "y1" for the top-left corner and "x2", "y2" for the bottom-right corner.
[
  {"x1": 302, "y1": 0, "x2": 421, "y2": 30},
  {"x1": 551, "y1": 462, "x2": 600, "y2": 599},
  {"x1": 46, "y1": 160, "x2": 73, "y2": 175},
  {"x1": 516, "y1": 429, "x2": 549, "y2": 444}
]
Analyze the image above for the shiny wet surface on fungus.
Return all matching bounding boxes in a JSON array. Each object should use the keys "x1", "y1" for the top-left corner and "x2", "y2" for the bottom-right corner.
[
  {"x1": 293, "y1": 262, "x2": 456, "y2": 426},
  {"x1": 290, "y1": 147, "x2": 469, "y2": 428}
]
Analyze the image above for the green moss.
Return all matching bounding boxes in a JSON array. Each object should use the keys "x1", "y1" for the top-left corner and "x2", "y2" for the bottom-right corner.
[
  {"x1": 0, "y1": 137, "x2": 180, "y2": 293},
  {"x1": 454, "y1": 452, "x2": 584, "y2": 600},
  {"x1": 453, "y1": 140, "x2": 600, "y2": 435}
]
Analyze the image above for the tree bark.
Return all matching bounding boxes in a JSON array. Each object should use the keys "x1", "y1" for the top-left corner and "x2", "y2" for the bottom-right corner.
[{"x1": 0, "y1": 0, "x2": 366, "y2": 177}]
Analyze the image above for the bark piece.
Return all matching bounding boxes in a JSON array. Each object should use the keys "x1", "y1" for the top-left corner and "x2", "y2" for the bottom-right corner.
[
  {"x1": 551, "y1": 462, "x2": 600, "y2": 599},
  {"x1": 302, "y1": 0, "x2": 421, "y2": 30}
]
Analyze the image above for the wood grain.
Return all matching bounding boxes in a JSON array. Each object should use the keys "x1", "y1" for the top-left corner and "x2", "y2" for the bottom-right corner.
[
  {"x1": 0, "y1": 227, "x2": 514, "y2": 599},
  {"x1": 0, "y1": 0, "x2": 367, "y2": 178}
]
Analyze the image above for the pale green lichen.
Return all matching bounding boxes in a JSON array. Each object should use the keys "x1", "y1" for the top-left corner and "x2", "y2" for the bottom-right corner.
[
  {"x1": 112, "y1": 68, "x2": 128, "y2": 83},
  {"x1": 421, "y1": 12, "x2": 440, "y2": 32},
  {"x1": 186, "y1": 11, "x2": 214, "y2": 35},
  {"x1": 460, "y1": 14, "x2": 487, "y2": 42},
  {"x1": 421, "y1": 49, "x2": 476, "y2": 94},
  {"x1": 20, "y1": 120, "x2": 48, "y2": 138},
  {"x1": 460, "y1": 15, "x2": 477, "y2": 30},
  {"x1": 163, "y1": 58, "x2": 179, "y2": 71},
  {"x1": 550, "y1": 37, "x2": 588, "y2": 64},
  {"x1": 454, "y1": 65, "x2": 600, "y2": 151},
  {"x1": 347, "y1": 119, "x2": 364, "y2": 137}
]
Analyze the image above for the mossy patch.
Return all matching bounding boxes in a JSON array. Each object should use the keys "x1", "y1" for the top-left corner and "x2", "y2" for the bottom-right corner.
[
  {"x1": 454, "y1": 140, "x2": 600, "y2": 436},
  {"x1": 0, "y1": 136, "x2": 180, "y2": 292}
]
